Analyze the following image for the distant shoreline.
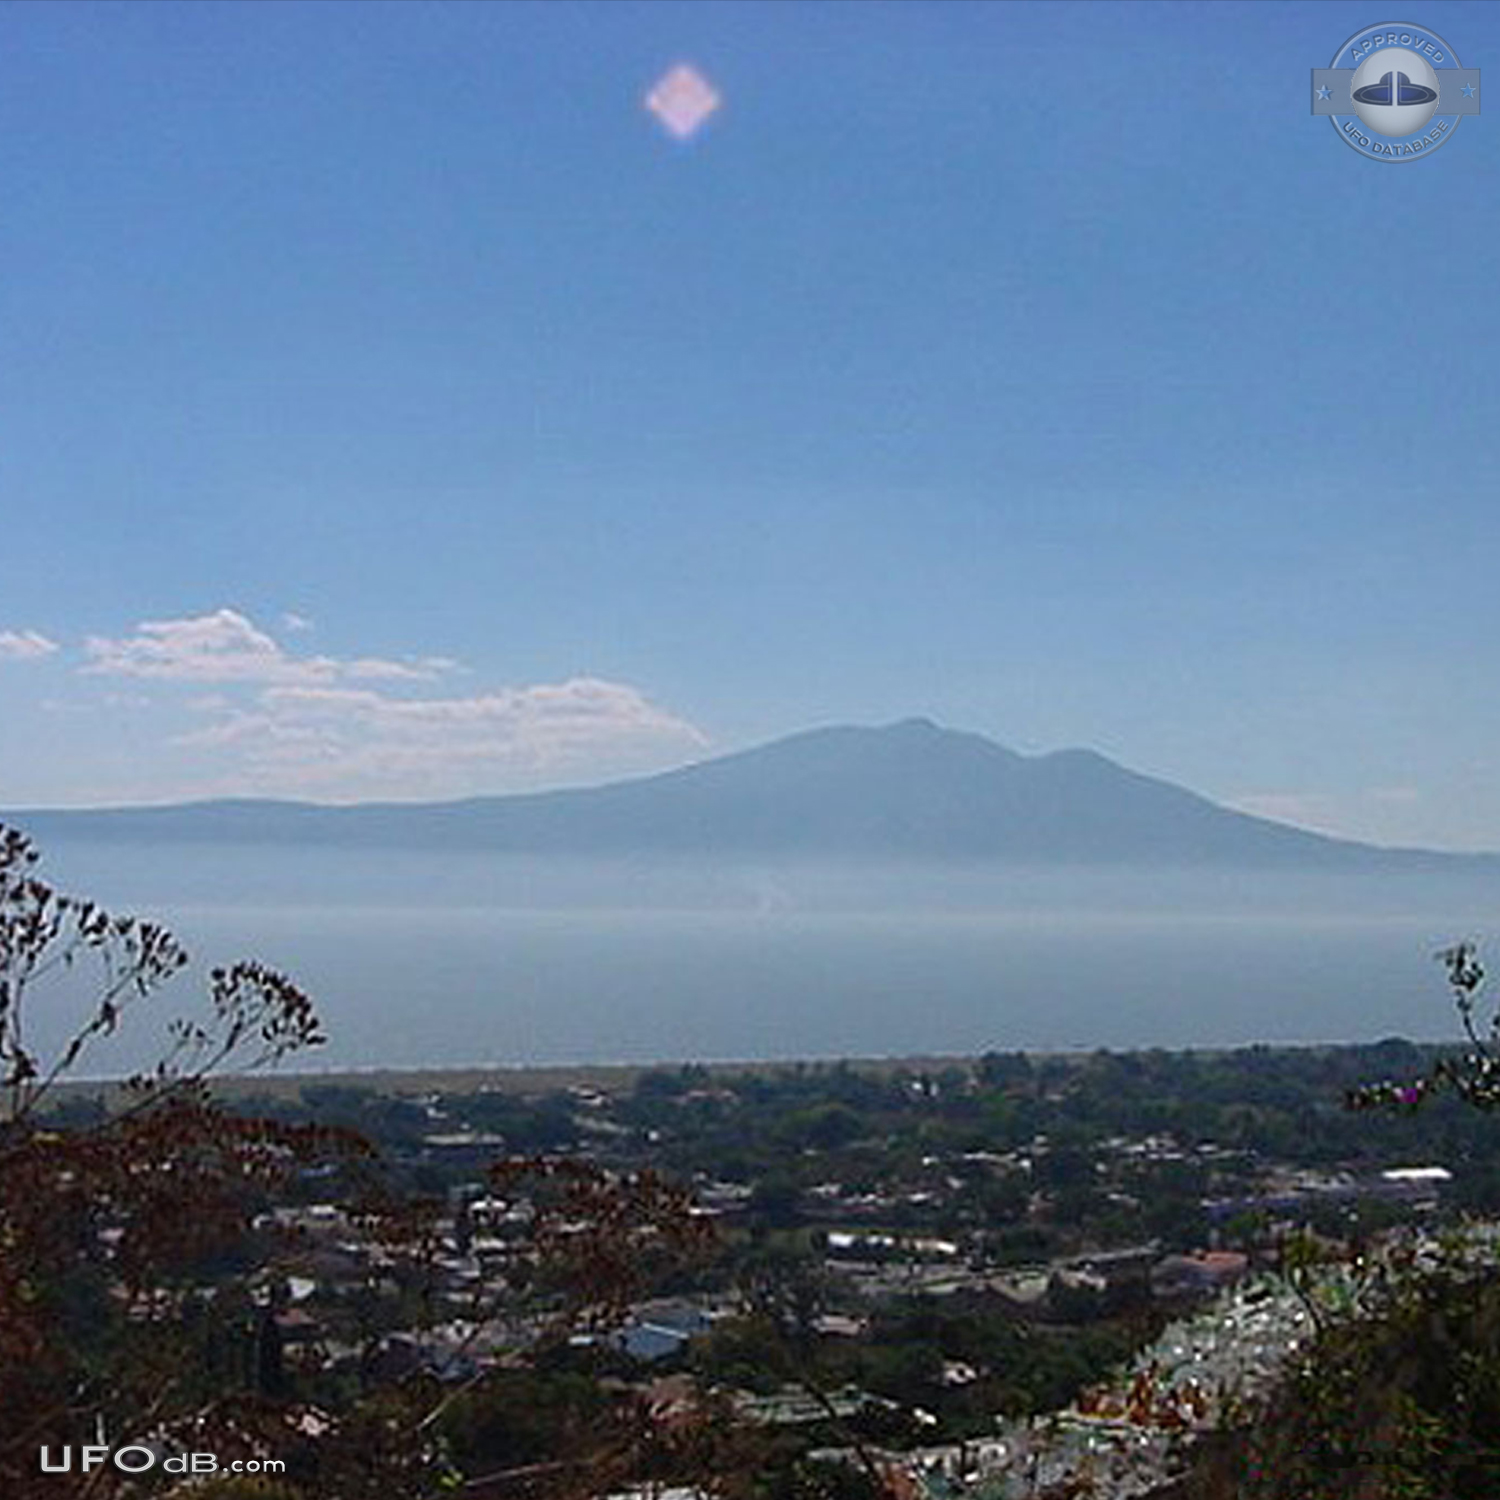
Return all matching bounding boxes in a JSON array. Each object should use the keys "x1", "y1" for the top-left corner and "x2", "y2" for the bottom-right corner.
[{"x1": 53, "y1": 1036, "x2": 1441, "y2": 1102}]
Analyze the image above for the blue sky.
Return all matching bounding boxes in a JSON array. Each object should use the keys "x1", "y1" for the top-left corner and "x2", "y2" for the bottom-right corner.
[{"x1": 1, "y1": 0, "x2": 1497, "y2": 849}]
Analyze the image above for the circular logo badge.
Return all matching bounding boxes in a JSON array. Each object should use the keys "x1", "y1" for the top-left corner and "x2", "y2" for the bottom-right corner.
[
  {"x1": 1324, "y1": 24, "x2": 1472, "y2": 161},
  {"x1": 1350, "y1": 47, "x2": 1440, "y2": 135}
]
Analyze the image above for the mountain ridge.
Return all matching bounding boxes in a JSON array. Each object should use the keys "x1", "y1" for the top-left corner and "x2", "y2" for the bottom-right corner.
[{"x1": 5, "y1": 719, "x2": 1494, "y2": 870}]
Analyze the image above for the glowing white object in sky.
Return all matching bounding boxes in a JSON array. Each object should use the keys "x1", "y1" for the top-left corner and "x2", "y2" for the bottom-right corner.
[{"x1": 645, "y1": 64, "x2": 721, "y2": 140}]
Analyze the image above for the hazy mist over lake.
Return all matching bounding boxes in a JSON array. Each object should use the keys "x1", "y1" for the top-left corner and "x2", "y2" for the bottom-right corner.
[{"x1": 22, "y1": 839, "x2": 1499, "y2": 1076}]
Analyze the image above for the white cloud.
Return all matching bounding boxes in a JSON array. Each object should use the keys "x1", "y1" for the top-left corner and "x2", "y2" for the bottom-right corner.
[
  {"x1": 1368, "y1": 785, "x2": 1421, "y2": 806},
  {"x1": 20, "y1": 609, "x2": 703, "y2": 801},
  {"x1": 0, "y1": 628, "x2": 60, "y2": 661},
  {"x1": 281, "y1": 611, "x2": 314, "y2": 633},
  {"x1": 175, "y1": 675, "x2": 708, "y2": 799},
  {"x1": 83, "y1": 609, "x2": 452, "y2": 685},
  {"x1": 1228, "y1": 786, "x2": 1430, "y2": 845},
  {"x1": 345, "y1": 655, "x2": 461, "y2": 681}
]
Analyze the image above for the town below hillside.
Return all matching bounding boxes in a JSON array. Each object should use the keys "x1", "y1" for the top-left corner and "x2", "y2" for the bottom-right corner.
[{"x1": 47, "y1": 1039, "x2": 1497, "y2": 1496}]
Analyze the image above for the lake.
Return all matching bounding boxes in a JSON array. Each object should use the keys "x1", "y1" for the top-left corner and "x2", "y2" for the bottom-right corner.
[{"x1": 16, "y1": 841, "x2": 1499, "y2": 1074}]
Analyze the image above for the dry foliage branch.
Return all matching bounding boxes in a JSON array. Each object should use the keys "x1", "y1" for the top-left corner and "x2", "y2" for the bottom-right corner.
[
  {"x1": 1347, "y1": 942, "x2": 1500, "y2": 1113},
  {"x1": 0, "y1": 824, "x2": 357, "y2": 1495},
  {"x1": 0, "y1": 825, "x2": 756, "y2": 1500}
]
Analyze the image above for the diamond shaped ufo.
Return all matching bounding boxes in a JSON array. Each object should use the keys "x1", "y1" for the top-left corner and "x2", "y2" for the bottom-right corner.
[{"x1": 645, "y1": 64, "x2": 721, "y2": 140}]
